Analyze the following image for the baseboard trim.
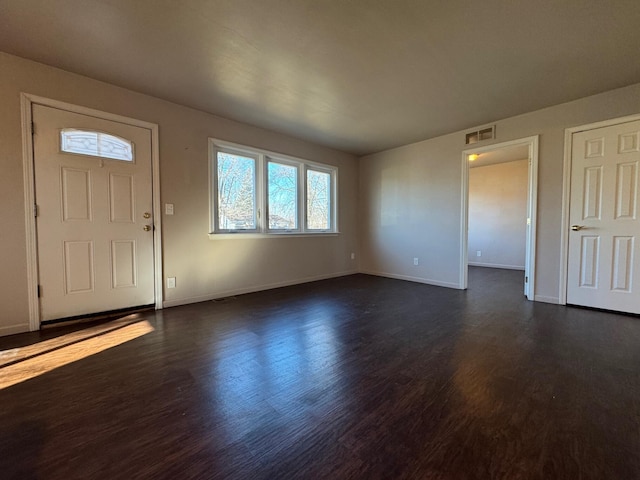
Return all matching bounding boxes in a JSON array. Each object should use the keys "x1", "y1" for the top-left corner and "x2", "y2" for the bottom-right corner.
[
  {"x1": 0, "y1": 324, "x2": 30, "y2": 336},
  {"x1": 468, "y1": 262, "x2": 525, "y2": 271},
  {"x1": 360, "y1": 270, "x2": 461, "y2": 289},
  {"x1": 534, "y1": 295, "x2": 560, "y2": 304},
  {"x1": 162, "y1": 270, "x2": 358, "y2": 308}
]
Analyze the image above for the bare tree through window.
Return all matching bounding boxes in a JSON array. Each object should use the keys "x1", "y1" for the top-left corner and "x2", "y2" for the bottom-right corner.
[
  {"x1": 217, "y1": 152, "x2": 256, "y2": 229},
  {"x1": 268, "y1": 162, "x2": 297, "y2": 229},
  {"x1": 307, "y1": 169, "x2": 331, "y2": 230}
]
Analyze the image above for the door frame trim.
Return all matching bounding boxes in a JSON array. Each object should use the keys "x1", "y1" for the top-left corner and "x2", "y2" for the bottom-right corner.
[
  {"x1": 21, "y1": 93, "x2": 163, "y2": 331},
  {"x1": 559, "y1": 113, "x2": 640, "y2": 305},
  {"x1": 460, "y1": 135, "x2": 539, "y2": 300}
]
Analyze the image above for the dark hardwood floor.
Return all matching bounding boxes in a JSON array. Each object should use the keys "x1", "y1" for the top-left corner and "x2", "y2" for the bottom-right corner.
[{"x1": 1, "y1": 267, "x2": 639, "y2": 479}]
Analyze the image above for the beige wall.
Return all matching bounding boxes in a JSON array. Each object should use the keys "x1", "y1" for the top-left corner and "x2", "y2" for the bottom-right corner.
[
  {"x1": 360, "y1": 82, "x2": 640, "y2": 303},
  {"x1": 468, "y1": 160, "x2": 528, "y2": 270},
  {"x1": 0, "y1": 52, "x2": 359, "y2": 335}
]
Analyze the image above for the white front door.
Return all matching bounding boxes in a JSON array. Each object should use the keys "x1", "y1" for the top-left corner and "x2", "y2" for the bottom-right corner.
[
  {"x1": 33, "y1": 104, "x2": 155, "y2": 321},
  {"x1": 567, "y1": 119, "x2": 640, "y2": 313}
]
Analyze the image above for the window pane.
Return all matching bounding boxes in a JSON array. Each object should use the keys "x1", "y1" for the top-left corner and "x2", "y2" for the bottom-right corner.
[
  {"x1": 217, "y1": 152, "x2": 256, "y2": 230},
  {"x1": 60, "y1": 129, "x2": 133, "y2": 161},
  {"x1": 268, "y1": 162, "x2": 298, "y2": 230},
  {"x1": 307, "y1": 169, "x2": 331, "y2": 230}
]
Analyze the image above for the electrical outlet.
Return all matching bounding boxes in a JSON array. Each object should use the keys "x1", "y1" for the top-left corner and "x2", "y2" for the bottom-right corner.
[
  {"x1": 413, "y1": 257, "x2": 419, "y2": 266},
  {"x1": 476, "y1": 251, "x2": 482, "y2": 257},
  {"x1": 351, "y1": 252, "x2": 355, "y2": 260},
  {"x1": 166, "y1": 277, "x2": 176, "y2": 288}
]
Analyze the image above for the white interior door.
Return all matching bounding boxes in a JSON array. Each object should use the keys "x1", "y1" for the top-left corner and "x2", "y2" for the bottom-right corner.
[
  {"x1": 567, "y1": 119, "x2": 640, "y2": 313},
  {"x1": 33, "y1": 104, "x2": 155, "y2": 321}
]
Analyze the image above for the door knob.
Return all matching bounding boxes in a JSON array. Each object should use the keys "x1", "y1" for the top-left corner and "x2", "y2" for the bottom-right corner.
[
  {"x1": 143, "y1": 225, "x2": 152, "y2": 231},
  {"x1": 143, "y1": 212, "x2": 151, "y2": 219},
  {"x1": 571, "y1": 225, "x2": 584, "y2": 231}
]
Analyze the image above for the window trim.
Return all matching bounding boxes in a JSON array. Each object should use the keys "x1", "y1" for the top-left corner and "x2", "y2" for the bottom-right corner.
[{"x1": 209, "y1": 139, "x2": 338, "y2": 236}]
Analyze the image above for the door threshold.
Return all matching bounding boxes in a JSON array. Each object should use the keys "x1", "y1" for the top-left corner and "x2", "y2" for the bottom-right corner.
[{"x1": 41, "y1": 305, "x2": 155, "y2": 329}]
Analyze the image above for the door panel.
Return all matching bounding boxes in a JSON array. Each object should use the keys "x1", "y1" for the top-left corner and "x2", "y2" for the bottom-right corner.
[
  {"x1": 111, "y1": 240, "x2": 137, "y2": 288},
  {"x1": 615, "y1": 162, "x2": 637, "y2": 219},
  {"x1": 109, "y1": 173, "x2": 136, "y2": 223},
  {"x1": 33, "y1": 104, "x2": 155, "y2": 321},
  {"x1": 611, "y1": 236, "x2": 633, "y2": 291},
  {"x1": 61, "y1": 167, "x2": 93, "y2": 221},
  {"x1": 582, "y1": 166, "x2": 602, "y2": 219},
  {"x1": 578, "y1": 235, "x2": 599, "y2": 288},
  {"x1": 567, "y1": 120, "x2": 640, "y2": 313},
  {"x1": 64, "y1": 240, "x2": 95, "y2": 294}
]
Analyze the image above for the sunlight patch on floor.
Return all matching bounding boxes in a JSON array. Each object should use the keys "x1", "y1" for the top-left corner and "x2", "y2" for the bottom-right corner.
[{"x1": 0, "y1": 319, "x2": 154, "y2": 390}]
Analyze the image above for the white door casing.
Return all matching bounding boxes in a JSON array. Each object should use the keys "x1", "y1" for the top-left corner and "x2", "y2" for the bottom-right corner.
[
  {"x1": 566, "y1": 120, "x2": 640, "y2": 314},
  {"x1": 33, "y1": 104, "x2": 156, "y2": 321}
]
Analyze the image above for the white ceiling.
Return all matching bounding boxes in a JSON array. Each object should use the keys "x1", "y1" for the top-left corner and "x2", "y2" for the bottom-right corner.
[{"x1": 1, "y1": 0, "x2": 640, "y2": 155}]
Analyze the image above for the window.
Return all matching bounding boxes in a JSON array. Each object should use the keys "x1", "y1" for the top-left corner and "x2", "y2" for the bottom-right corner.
[
  {"x1": 268, "y1": 161, "x2": 298, "y2": 231},
  {"x1": 306, "y1": 169, "x2": 331, "y2": 230},
  {"x1": 216, "y1": 150, "x2": 257, "y2": 231},
  {"x1": 210, "y1": 139, "x2": 337, "y2": 235},
  {"x1": 60, "y1": 129, "x2": 134, "y2": 161}
]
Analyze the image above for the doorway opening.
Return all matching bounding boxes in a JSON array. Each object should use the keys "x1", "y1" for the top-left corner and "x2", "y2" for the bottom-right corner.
[{"x1": 460, "y1": 136, "x2": 539, "y2": 300}]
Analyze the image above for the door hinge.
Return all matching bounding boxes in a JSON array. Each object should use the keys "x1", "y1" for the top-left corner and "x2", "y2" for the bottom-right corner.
[
  {"x1": 37, "y1": 285, "x2": 41, "y2": 298},
  {"x1": 31, "y1": 121, "x2": 36, "y2": 135},
  {"x1": 34, "y1": 204, "x2": 39, "y2": 217},
  {"x1": 525, "y1": 276, "x2": 528, "y2": 283}
]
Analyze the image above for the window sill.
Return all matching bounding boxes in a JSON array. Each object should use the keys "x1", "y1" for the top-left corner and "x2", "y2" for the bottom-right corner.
[{"x1": 208, "y1": 232, "x2": 339, "y2": 240}]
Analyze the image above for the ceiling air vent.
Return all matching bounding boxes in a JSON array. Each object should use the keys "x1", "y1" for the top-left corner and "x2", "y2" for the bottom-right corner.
[{"x1": 465, "y1": 125, "x2": 495, "y2": 145}]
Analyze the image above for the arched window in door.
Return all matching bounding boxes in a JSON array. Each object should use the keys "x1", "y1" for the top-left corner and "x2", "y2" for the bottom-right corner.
[{"x1": 60, "y1": 129, "x2": 134, "y2": 162}]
